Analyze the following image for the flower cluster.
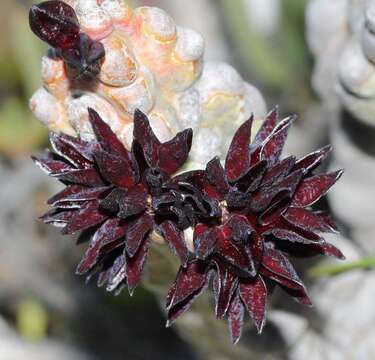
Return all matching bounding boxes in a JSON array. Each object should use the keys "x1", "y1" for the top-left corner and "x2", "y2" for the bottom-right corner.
[{"x1": 34, "y1": 107, "x2": 344, "y2": 343}]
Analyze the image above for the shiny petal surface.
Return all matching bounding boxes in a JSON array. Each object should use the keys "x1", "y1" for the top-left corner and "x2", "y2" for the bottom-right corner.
[
  {"x1": 225, "y1": 117, "x2": 253, "y2": 181},
  {"x1": 125, "y1": 213, "x2": 153, "y2": 258},
  {"x1": 239, "y1": 276, "x2": 267, "y2": 334},
  {"x1": 159, "y1": 221, "x2": 189, "y2": 266},
  {"x1": 292, "y1": 170, "x2": 344, "y2": 207},
  {"x1": 228, "y1": 292, "x2": 245, "y2": 344}
]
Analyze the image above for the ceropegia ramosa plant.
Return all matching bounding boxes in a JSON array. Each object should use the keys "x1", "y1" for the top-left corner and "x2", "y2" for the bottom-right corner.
[
  {"x1": 34, "y1": 107, "x2": 344, "y2": 343},
  {"x1": 29, "y1": 0, "x2": 345, "y2": 345}
]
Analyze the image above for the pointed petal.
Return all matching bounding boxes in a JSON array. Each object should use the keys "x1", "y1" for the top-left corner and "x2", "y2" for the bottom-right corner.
[
  {"x1": 125, "y1": 213, "x2": 153, "y2": 258},
  {"x1": 126, "y1": 236, "x2": 152, "y2": 295},
  {"x1": 158, "y1": 129, "x2": 193, "y2": 174},
  {"x1": 194, "y1": 224, "x2": 217, "y2": 260},
  {"x1": 29, "y1": 1, "x2": 80, "y2": 49},
  {"x1": 206, "y1": 157, "x2": 230, "y2": 194},
  {"x1": 88, "y1": 108, "x2": 131, "y2": 160},
  {"x1": 50, "y1": 133, "x2": 92, "y2": 168},
  {"x1": 236, "y1": 160, "x2": 267, "y2": 193},
  {"x1": 118, "y1": 184, "x2": 148, "y2": 218},
  {"x1": 265, "y1": 229, "x2": 321, "y2": 245},
  {"x1": 57, "y1": 168, "x2": 105, "y2": 187},
  {"x1": 261, "y1": 248, "x2": 311, "y2": 305},
  {"x1": 213, "y1": 262, "x2": 238, "y2": 318},
  {"x1": 284, "y1": 207, "x2": 339, "y2": 234},
  {"x1": 32, "y1": 154, "x2": 73, "y2": 176},
  {"x1": 159, "y1": 221, "x2": 189, "y2": 266},
  {"x1": 228, "y1": 292, "x2": 245, "y2": 344},
  {"x1": 294, "y1": 145, "x2": 332, "y2": 173},
  {"x1": 167, "y1": 260, "x2": 209, "y2": 309},
  {"x1": 76, "y1": 218, "x2": 128, "y2": 274},
  {"x1": 305, "y1": 241, "x2": 345, "y2": 260},
  {"x1": 260, "y1": 116, "x2": 295, "y2": 165},
  {"x1": 94, "y1": 149, "x2": 136, "y2": 188},
  {"x1": 291, "y1": 170, "x2": 344, "y2": 207},
  {"x1": 133, "y1": 109, "x2": 161, "y2": 168},
  {"x1": 252, "y1": 107, "x2": 279, "y2": 149},
  {"x1": 48, "y1": 185, "x2": 108, "y2": 207},
  {"x1": 62, "y1": 201, "x2": 107, "y2": 235},
  {"x1": 227, "y1": 214, "x2": 254, "y2": 244},
  {"x1": 239, "y1": 276, "x2": 267, "y2": 334},
  {"x1": 225, "y1": 117, "x2": 253, "y2": 181},
  {"x1": 106, "y1": 254, "x2": 127, "y2": 292},
  {"x1": 41, "y1": 209, "x2": 75, "y2": 226}
]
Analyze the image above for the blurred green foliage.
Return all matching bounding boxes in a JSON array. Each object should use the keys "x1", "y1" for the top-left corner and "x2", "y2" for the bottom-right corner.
[
  {"x1": 0, "y1": 0, "x2": 47, "y2": 158},
  {"x1": 219, "y1": 0, "x2": 313, "y2": 113}
]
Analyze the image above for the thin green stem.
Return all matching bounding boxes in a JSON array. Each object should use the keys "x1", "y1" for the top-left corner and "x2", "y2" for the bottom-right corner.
[{"x1": 309, "y1": 257, "x2": 375, "y2": 277}]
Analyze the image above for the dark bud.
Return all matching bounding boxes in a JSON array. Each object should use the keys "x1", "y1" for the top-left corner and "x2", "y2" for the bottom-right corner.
[
  {"x1": 62, "y1": 33, "x2": 105, "y2": 80},
  {"x1": 29, "y1": 1, "x2": 80, "y2": 49}
]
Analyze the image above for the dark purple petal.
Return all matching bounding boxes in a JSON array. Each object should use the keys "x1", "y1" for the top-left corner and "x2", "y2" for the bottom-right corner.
[
  {"x1": 262, "y1": 156, "x2": 296, "y2": 186},
  {"x1": 260, "y1": 115, "x2": 295, "y2": 165},
  {"x1": 88, "y1": 108, "x2": 132, "y2": 161},
  {"x1": 29, "y1": 1, "x2": 80, "y2": 49},
  {"x1": 50, "y1": 133, "x2": 93, "y2": 169},
  {"x1": 261, "y1": 248, "x2": 311, "y2": 305},
  {"x1": 225, "y1": 117, "x2": 253, "y2": 181},
  {"x1": 216, "y1": 225, "x2": 253, "y2": 274},
  {"x1": 239, "y1": 276, "x2": 267, "y2": 334},
  {"x1": 125, "y1": 213, "x2": 153, "y2": 258},
  {"x1": 206, "y1": 157, "x2": 230, "y2": 195},
  {"x1": 284, "y1": 207, "x2": 339, "y2": 234},
  {"x1": 194, "y1": 224, "x2": 217, "y2": 260},
  {"x1": 265, "y1": 229, "x2": 321, "y2": 245},
  {"x1": 167, "y1": 260, "x2": 209, "y2": 310},
  {"x1": 126, "y1": 236, "x2": 152, "y2": 295},
  {"x1": 227, "y1": 214, "x2": 254, "y2": 244},
  {"x1": 252, "y1": 107, "x2": 278, "y2": 150},
  {"x1": 62, "y1": 201, "x2": 108, "y2": 235},
  {"x1": 228, "y1": 291, "x2": 245, "y2": 344},
  {"x1": 56, "y1": 168, "x2": 105, "y2": 187},
  {"x1": 76, "y1": 218, "x2": 127, "y2": 274},
  {"x1": 48, "y1": 185, "x2": 108, "y2": 207},
  {"x1": 291, "y1": 170, "x2": 344, "y2": 207},
  {"x1": 32, "y1": 154, "x2": 73, "y2": 175},
  {"x1": 94, "y1": 150, "x2": 136, "y2": 188},
  {"x1": 305, "y1": 242, "x2": 345, "y2": 260},
  {"x1": 158, "y1": 129, "x2": 193, "y2": 174},
  {"x1": 118, "y1": 184, "x2": 148, "y2": 218},
  {"x1": 41, "y1": 208, "x2": 75, "y2": 226},
  {"x1": 159, "y1": 221, "x2": 189, "y2": 266},
  {"x1": 133, "y1": 109, "x2": 161, "y2": 168},
  {"x1": 294, "y1": 145, "x2": 332, "y2": 173},
  {"x1": 236, "y1": 160, "x2": 267, "y2": 193},
  {"x1": 106, "y1": 254, "x2": 127, "y2": 292},
  {"x1": 213, "y1": 261, "x2": 238, "y2": 318}
]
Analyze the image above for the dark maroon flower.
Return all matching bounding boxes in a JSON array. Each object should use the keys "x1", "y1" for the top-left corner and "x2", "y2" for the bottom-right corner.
[
  {"x1": 166, "y1": 108, "x2": 344, "y2": 343},
  {"x1": 33, "y1": 108, "x2": 194, "y2": 295},
  {"x1": 29, "y1": 1, "x2": 105, "y2": 78}
]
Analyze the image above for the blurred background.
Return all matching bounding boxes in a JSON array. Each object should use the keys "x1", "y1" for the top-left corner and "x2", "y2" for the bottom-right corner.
[{"x1": 1, "y1": 0, "x2": 374, "y2": 359}]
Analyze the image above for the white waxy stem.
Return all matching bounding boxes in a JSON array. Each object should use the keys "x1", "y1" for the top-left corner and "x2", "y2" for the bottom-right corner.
[
  {"x1": 75, "y1": 0, "x2": 113, "y2": 39},
  {"x1": 99, "y1": 34, "x2": 138, "y2": 87},
  {"x1": 338, "y1": 39, "x2": 375, "y2": 98},
  {"x1": 41, "y1": 56, "x2": 70, "y2": 100},
  {"x1": 99, "y1": 0, "x2": 132, "y2": 24},
  {"x1": 175, "y1": 27, "x2": 205, "y2": 63},
  {"x1": 137, "y1": 6, "x2": 176, "y2": 42},
  {"x1": 103, "y1": 66, "x2": 155, "y2": 115},
  {"x1": 30, "y1": 87, "x2": 75, "y2": 135},
  {"x1": 175, "y1": 88, "x2": 201, "y2": 131},
  {"x1": 361, "y1": 25, "x2": 375, "y2": 62},
  {"x1": 190, "y1": 127, "x2": 222, "y2": 164},
  {"x1": 65, "y1": 92, "x2": 123, "y2": 141},
  {"x1": 183, "y1": 227, "x2": 195, "y2": 253},
  {"x1": 243, "y1": 83, "x2": 267, "y2": 121}
]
